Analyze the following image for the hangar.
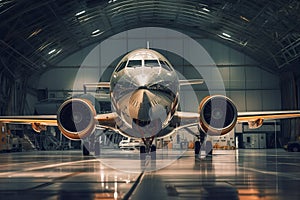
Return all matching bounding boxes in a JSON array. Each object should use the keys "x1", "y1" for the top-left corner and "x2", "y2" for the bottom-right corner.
[{"x1": 0, "y1": 1, "x2": 300, "y2": 199}]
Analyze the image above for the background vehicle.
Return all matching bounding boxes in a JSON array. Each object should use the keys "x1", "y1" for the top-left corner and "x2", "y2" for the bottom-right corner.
[
  {"x1": 119, "y1": 137, "x2": 143, "y2": 150},
  {"x1": 284, "y1": 141, "x2": 300, "y2": 152}
]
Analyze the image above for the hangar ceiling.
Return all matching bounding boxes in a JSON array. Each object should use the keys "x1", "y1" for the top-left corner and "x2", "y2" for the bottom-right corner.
[{"x1": 1, "y1": 0, "x2": 300, "y2": 79}]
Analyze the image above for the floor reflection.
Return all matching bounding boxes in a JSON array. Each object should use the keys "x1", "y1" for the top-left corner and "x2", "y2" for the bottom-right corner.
[{"x1": 0, "y1": 149, "x2": 299, "y2": 199}]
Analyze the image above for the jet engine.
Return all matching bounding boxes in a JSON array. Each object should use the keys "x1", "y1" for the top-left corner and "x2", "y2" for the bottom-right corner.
[
  {"x1": 198, "y1": 95, "x2": 237, "y2": 136},
  {"x1": 57, "y1": 98, "x2": 97, "y2": 140}
]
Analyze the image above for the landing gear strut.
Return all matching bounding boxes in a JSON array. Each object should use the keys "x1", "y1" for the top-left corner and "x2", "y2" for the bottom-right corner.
[
  {"x1": 82, "y1": 140, "x2": 90, "y2": 156},
  {"x1": 195, "y1": 130, "x2": 213, "y2": 159},
  {"x1": 140, "y1": 137, "x2": 156, "y2": 160},
  {"x1": 82, "y1": 132, "x2": 102, "y2": 156}
]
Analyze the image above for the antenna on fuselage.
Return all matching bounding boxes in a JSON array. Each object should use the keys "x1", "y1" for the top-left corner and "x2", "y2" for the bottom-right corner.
[{"x1": 146, "y1": 41, "x2": 150, "y2": 49}]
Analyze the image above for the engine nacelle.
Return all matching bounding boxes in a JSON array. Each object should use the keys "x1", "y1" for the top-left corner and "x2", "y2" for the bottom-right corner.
[
  {"x1": 57, "y1": 98, "x2": 97, "y2": 140},
  {"x1": 198, "y1": 95, "x2": 237, "y2": 136}
]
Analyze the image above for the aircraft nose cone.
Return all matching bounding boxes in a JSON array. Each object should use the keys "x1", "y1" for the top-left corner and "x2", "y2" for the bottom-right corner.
[
  {"x1": 128, "y1": 88, "x2": 168, "y2": 137},
  {"x1": 129, "y1": 89, "x2": 153, "y2": 120}
]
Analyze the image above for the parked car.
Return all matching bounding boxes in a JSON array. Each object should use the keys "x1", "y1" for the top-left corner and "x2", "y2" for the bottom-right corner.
[
  {"x1": 119, "y1": 137, "x2": 143, "y2": 150},
  {"x1": 284, "y1": 141, "x2": 300, "y2": 152}
]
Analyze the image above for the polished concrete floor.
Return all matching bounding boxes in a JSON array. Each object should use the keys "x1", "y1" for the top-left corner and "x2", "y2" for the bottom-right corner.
[{"x1": 0, "y1": 148, "x2": 299, "y2": 200}]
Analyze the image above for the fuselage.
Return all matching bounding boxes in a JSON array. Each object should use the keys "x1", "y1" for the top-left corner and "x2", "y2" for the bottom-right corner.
[{"x1": 110, "y1": 49, "x2": 179, "y2": 138}]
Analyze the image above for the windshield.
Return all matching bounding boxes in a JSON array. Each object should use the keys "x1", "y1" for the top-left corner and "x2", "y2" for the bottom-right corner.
[
  {"x1": 144, "y1": 59, "x2": 160, "y2": 67},
  {"x1": 127, "y1": 60, "x2": 142, "y2": 68}
]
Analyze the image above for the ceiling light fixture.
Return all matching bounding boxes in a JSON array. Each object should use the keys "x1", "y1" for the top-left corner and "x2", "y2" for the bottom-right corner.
[
  {"x1": 91, "y1": 29, "x2": 103, "y2": 37},
  {"x1": 222, "y1": 32, "x2": 231, "y2": 38},
  {"x1": 48, "y1": 49, "x2": 56, "y2": 55},
  {"x1": 75, "y1": 10, "x2": 86, "y2": 16},
  {"x1": 92, "y1": 29, "x2": 100, "y2": 35},
  {"x1": 240, "y1": 15, "x2": 250, "y2": 22},
  {"x1": 202, "y1": 7, "x2": 210, "y2": 12},
  {"x1": 108, "y1": 0, "x2": 117, "y2": 4}
]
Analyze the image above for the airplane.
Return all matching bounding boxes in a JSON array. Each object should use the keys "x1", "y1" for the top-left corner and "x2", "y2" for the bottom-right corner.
[{"x1": 1, "y1": 48, "x2": 300, "y2": 158}]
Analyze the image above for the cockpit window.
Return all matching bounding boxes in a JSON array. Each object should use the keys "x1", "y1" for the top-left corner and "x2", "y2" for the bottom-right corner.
[
  {"x1": 160, "y1": 60, "x2": 172, "y2": 71},
  {"x1": 115, "y1": 61, "x2": 126, "y2": 72},
  {"x1": 127, "y1": 60, "x2": 142, "y2": 68},
  {"x1": 144, "y1": 59, "x2": 160, "y2": 67}
]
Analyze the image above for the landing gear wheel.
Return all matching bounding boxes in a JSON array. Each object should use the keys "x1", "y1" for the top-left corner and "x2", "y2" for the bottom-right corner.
[
  {"x1": 82, "y1": 142, "x2": 90, "y2": 156},
  {"x1": 94, "y1": 141, "x2": 100, "y2": 156},
  {"x1": 195, "y1": 141, "x2": 201, "y2": 155},
  {"x1": 205, "y1": 141, "x2": 213, "y2": 156},
  {"x1": 150, "y1": 145, "x2": 156, "y2": 160},
  {"x1": 140, "y1": 146, "x2": 146, "y2": 160}
]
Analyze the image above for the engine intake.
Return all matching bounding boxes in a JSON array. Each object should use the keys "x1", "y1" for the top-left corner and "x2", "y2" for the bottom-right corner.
[
  {"x1": 57, "y1": 98, "x2": 97, "y2": 140},
  {"x1": 199, "y1": 95, "x2": 237, "y2": 136}
]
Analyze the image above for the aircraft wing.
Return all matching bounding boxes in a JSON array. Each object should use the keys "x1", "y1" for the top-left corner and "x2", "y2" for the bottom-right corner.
[
  {"x1": 83, "y1": 82, "x2": 111, "y2": 88},
  {"x1": 0, "y1": 112, "x2": 118, "y2": 133},
  {"x1": 173, "y1": 111, "x2": 199, "y2": 126},
  {"x1": 179, "y1": 79, "x2": 204, "y2": 86},
  {"x1": 0, "y1": 115, "x2": 57, "y2": 132},
  {"x1": 237, "y1": 110, "x2": 300, "y2": 128},
  {"x1": 95, "y1": 112, "x2": 118, "y2": 129},
  {"x1": 174, "y1": 110, "x2": 300, "y2": 130},
  {"x1": 0, "y1": 115, "x2": 58, "y2": 126}
]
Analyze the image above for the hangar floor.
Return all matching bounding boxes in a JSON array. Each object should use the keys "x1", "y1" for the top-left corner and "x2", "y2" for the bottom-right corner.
[{"x1": 0, "y1": 148, "x2": 299, "y2": 200}]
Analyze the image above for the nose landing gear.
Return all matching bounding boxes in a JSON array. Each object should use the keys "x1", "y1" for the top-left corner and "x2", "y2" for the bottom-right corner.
[{"x1": 140, "y1": 137, "x2": 157, "y2": 170}]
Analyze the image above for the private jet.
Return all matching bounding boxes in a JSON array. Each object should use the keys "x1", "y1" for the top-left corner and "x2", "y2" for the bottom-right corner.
[{"x1": 1, "y1": 48, "x2": 300, "y2": 158}]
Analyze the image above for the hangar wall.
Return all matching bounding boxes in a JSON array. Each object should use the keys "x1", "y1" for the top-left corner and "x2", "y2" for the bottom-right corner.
[{"x1": 29, "y1": 27, "x2": 281, "y2": 113}]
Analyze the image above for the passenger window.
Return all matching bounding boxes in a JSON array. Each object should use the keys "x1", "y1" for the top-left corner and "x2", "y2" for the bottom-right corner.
[
  {"x1": 127, "y1": 60, "x2": 142, "y2": 67},
  {"x1": 115, "y1": 61, "x2": 126, "y2": 72},
  {"x1": 145, "y1": 59, "x2": 160, "y2": 67}
]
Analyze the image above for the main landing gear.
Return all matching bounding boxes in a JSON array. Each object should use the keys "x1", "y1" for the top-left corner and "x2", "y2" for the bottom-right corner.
[
  {"x1": 82, "y1": 132, "x2": 102, "y2": 156},
  {"x1": 195, "y1": 130, "x2": 213, "y2": 160}
]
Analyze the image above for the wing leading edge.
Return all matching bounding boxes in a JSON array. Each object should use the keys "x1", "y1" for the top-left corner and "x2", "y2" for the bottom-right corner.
[
  {"x1": 179, "y1": 79, "x2": 204, "y2": 86},
  {"x1": 0, "y1": 115, "x2": 57, "y2": 126},
  {"x1": 0, "y1": 113, "x2": 117, "y2": 133},
  {"x1": 237, "y1": 110, "x2": 300, "y2": 129}
]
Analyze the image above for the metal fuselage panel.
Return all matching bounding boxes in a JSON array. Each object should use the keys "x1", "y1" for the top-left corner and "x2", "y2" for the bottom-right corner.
[{"x1": 109, "y1": 49, "x2": 179, "y2": 138}]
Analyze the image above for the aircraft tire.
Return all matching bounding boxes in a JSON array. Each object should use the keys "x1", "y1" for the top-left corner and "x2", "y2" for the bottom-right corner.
[
  {"x1": 94, "y1": 141, "x2": 100, "y2": 156},
  {"x1": 83, "y1": 144, "x2": 90, "y2": 156},
  {"x1": 195, "y1": 141, "x2": 200, "y2": 155},
  {"x1": 140, "y1": 146, "x2": 146, "y2": 160},
  {"x1": 150, "y1": 145, "x2": 156, "y2": 160},
  {"x1": 206, "y1": 141, "x2": 213, "y2": 156}
]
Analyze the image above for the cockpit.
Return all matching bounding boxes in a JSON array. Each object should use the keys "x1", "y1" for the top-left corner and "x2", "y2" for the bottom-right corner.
[
  {"x1": 115, "y1": 49, "x2": 173, "y2": 72},
  {"x1": 115, "y1": 58, "x2": 172, "y2": 72}
]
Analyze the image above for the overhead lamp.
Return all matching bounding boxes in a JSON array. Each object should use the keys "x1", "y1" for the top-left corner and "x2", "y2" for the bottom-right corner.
[
  {"x1": 222, "y1": 32, "x2": 231, "y2": 38},
  {"x1": 218, "y1": 33, "x2": 233, "y2": 42},
  {"x1": 240, "y1": 15, "x2": 250, "y2": 22},
  {"x1": 92, "y1": 29, "x2": 100, "y2": 35},
  {"x1": 91, "y1": 29, "x2": 103, "y2": 37},
  {"x1": 75, "y1": 10, "x2": 86, "y2": 16},
  {"x1": 202, "y1": 7, "x2": 210, "y2": 12},
  {"x1": 108, "y1": 0, "x2": 117, "y2": 3},
  {"x1": 48, "y1": 49, "x2": 56, "y2": 55}
]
